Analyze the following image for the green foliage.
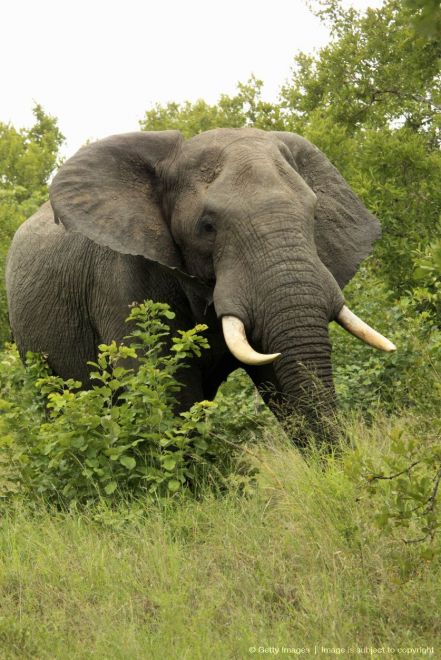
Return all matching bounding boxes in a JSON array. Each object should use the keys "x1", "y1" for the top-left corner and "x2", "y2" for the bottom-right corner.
[
  {"x1": 0, "y1": 301, "x2": 264, "y2": 506},
  {"x1": 0, "y1": 105, "x2": 64, "y2": 343},
  {"x1": 332, "y1": 264, "x2": 441, "y2": 416},
  {"x1": 0, "y1": 104, "x2": 64, "y2": 203},
  {"x1": 281, "y1": 0, "x2": 441, "y2": 295},
  {"x1": 0, "y1": 347, "x2": 49, "y2": 498},
  {"x1": 344, "y1": 419, "x2": 441, "y2": 550},
  {"x1": 349, "y1": 128, "x2": 441, "y2": 292},
  {"x1": 212, "y1": 368, "x2": 273, "y2": 440},
  {"x1": 140, "y1": 76, "x2": 284, "y2": 137},
  {"x1": 404, "y1": 0, "x2": 441, "y2": 39},
  {"x1": 413, "y1": 229, "x2": 441, "y2": 325},
  {"x1": 1, "y1": 425, "x2": 440, "y2": 658},
  {"x1": 286, "y1": 1, "x2": 441, "y2": 135}
]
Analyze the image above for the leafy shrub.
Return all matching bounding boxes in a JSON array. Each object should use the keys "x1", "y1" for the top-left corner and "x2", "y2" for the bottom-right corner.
[
  {"x1": 1, "y1": 302, "x2": 439, "y2": 552},
  {"x1": 0, "y1": 301, "x2": 265, "y2": 506},
  {"x1": 332, "y1": 264, "x2": 441, "y2": 417},
  {"x1": 343, "y1": 416, "x2": 441, "y2": 553},
  {"x1": 412, "y1": 229, "x2": 441, "y2": 326}
]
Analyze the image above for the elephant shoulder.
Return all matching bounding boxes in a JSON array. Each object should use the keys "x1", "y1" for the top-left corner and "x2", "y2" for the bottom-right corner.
[
  {"x1": 8, "y1": 200, "x2": 99, "y2": 260},
  {"x1": 6, "y1": 201, "x2": 102, "y2": 290},
  {"x1": 13, "y1": 201, "x2": 66, "y2": 241}
]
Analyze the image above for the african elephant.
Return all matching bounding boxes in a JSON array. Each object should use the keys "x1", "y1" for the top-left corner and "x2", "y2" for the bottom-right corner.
[{"x1": 6, "y1": 128, "x2": 395, "y2": 432}]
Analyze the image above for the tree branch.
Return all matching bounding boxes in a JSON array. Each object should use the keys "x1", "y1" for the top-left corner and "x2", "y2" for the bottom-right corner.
[{"x1": 367, "y1": 460, "x2": 420, "y2": 481}]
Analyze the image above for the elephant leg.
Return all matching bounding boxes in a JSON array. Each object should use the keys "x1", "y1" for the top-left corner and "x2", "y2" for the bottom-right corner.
[
  {"x1": 201, "y1": 352, "x2": 239, "y2": 401},
  {"x1": 173, "y1": 362, "x2": 206, "y2": 412}
]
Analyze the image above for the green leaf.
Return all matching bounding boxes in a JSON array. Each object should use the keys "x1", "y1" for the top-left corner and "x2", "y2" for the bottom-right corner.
[
  {"x1": 167, "y1": 479, "x2": 181, "y2": 492},
  {"x1": 120, "y1": 455, "x2": 136, "y2": 470},
  {"x1": 162, "y1": 456, "x2": 177, "y2": 471},
  {"x1": 421, "y1": 547, "x2": 435, "y2": 561},
  {"x1": 104, "y1": 481, "x2": 117, "y2": 494}
]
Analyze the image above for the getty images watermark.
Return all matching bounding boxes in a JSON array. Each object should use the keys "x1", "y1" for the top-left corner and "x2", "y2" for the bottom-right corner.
[{"x1": 248, "y1": 645, "x2": 435, "y2": 656}]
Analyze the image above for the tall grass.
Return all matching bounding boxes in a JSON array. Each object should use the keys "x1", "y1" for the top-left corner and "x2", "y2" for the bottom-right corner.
[{"x1": 1, "y1": 415, "x2": 439, "y2": 659}]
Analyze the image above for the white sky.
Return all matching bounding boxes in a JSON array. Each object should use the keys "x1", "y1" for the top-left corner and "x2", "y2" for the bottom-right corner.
[{"x1": 2, "y1": 0, "x2": 384, "y2": 157}]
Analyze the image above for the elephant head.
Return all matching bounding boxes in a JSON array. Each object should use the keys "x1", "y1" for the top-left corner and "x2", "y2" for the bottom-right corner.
[{"x1": 50, "y1": 128, "x2": 394, "y2": 422}]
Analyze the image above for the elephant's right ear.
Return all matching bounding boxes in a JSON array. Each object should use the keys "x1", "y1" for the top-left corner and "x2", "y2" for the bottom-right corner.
[
  {"x1": 272, "y1": 132, "x2": 381, "y2": 289},
  {"x1": 50, "y1": 131, "x2": 184, "y2": 268}
]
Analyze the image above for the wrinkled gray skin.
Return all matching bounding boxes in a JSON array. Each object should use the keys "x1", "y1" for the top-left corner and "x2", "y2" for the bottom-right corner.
[{"x1": 6, "y1": 129, "x2": 380, "y2": 435}]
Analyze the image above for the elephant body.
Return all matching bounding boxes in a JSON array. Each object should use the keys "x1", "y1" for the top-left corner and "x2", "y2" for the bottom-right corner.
[
  {"x1": 6, "y1": 128, "x2": 387, "y2": 430},
  {"x1": 7, "y1": 201, "x2": 238, "y2": 409}
]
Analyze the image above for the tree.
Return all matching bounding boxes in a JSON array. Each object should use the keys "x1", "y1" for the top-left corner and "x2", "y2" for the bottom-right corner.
[
  {"x1": 279, "y1": 0, "x2": 441, "y2": 292},
  {"x1": 404, "y1": 0, "x2": 441, "y2": 39},
  {"x1": 140, "y1": 76, "x2": 285, "y2": 137},
  {"x1": 282, "y1": 1, "x2": 440, "y2": 136}
]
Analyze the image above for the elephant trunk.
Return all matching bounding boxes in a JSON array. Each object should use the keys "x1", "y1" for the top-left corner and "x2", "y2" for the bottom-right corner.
[
  {"x1": 265, "y1": 306, "x2": 336, "y2": 418},
  {"x1": 215, "y1": 247, "x2": 343, "y2": 423}
]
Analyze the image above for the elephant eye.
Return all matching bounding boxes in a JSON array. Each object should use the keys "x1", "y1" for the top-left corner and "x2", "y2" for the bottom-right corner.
[{"x1": 197, "y1": 216, "x2": 217, "y2": 237}]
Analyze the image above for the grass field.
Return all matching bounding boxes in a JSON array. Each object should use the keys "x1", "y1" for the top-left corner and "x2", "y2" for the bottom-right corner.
[{"x1": 1, "y1": 414, "x2": 439, "y2": 659}]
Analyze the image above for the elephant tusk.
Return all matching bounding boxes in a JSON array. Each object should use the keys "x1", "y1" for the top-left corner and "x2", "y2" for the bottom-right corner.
[
  {"x1": 336, "y1": 305, "x2": 396, "y2": 352},
  {"x1": 222, "y1": 315, "x2": 281, "y2": 365}
]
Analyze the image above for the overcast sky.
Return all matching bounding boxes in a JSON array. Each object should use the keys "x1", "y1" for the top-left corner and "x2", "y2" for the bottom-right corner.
[{"x1": 2, "y1": 0, "x2": 384, "y2": 156}]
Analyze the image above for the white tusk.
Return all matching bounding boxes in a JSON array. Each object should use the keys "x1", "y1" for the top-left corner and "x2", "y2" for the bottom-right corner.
[
  {"x1": 336, "y1": 305, "x2": 396, "y2": 352},
  {"x1": 222, "y1": 315, "x2": 281, "y2": 365}
]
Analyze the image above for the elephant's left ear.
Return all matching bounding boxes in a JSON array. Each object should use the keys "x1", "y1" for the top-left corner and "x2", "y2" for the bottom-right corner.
[
  {"x1": 272, "y1": 132, "x2": 381, "y2": 289},
  {"x1": 50, "y1": 131, "x2": 184, "y2": 268}
]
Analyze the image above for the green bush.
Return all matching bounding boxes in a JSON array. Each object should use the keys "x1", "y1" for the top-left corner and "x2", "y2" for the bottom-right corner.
[
  {"x1": 342, "y1": 416, "x2": 441, "y2": 551},
  {"x1": 412, "y1": 228, "x2": 441, "y2": 326},
  {"x1": 0, "y1": 301, "x2": 266, "y2": 506},
  {"x1": 0, "y1": 299, "x2": 439, "y2": 550},
  {"x1": 332, "y1": 264, "x2": 441, "y2": 417}
]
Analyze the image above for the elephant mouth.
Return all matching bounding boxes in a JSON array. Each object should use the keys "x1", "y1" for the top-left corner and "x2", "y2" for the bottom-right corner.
[{"x1": 221, "y1": 306, "x2": 396, "y2": 366}]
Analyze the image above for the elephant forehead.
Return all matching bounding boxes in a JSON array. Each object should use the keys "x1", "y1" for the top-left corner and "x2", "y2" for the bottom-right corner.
[
  {"x1": 181, "y1": 129, "x2": 272, "y2": 163},
  {"x1": 177, "y1": 144, "x2": 282, "y2": 191},
  {"x1": 169, "y1": 146, "x2": 222, "y2": 187},
  {"x1": 185, "y1": 127, "x2": 268, "y2": 148}
]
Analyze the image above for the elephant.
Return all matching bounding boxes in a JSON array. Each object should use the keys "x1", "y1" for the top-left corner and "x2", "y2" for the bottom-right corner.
[{"x1": 6, "y1": 128, "x2": 395, "y2": 436}]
